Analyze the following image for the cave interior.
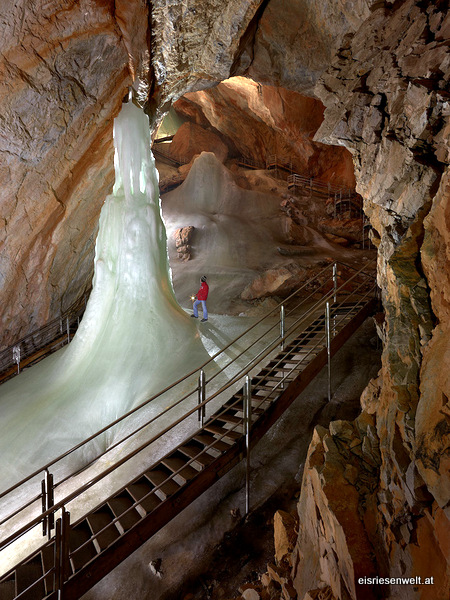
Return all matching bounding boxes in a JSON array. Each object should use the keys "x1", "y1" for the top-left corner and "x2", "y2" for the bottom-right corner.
[{"x1": 0, "y1": 1, "x2": 449, "y2": 600}]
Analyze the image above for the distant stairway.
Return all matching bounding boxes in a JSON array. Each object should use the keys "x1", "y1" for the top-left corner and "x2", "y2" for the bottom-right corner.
[{"x1": 0, "y1": 263, "x2": 377, "y2": 600}]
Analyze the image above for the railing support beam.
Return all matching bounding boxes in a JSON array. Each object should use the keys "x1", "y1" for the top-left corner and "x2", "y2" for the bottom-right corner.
[
  {"x1": 244, "y1": 375, "x2": 252, "y2": 515},
  {"x1": 55, "y1": 507, "x2": 70, "y2": 597},
  {"x1": 42, "y1": 469, "x2": 55, "y2": 538},
  {"x1": 13, "y1": 345, "x2": 20, "y2": 374},
  {"x1": 325, "y1": 302, "x2": 331, "y2": 402},
  {"x1": 333, "y1": 263, "x2": 337, "y2": 304},
  {"x1": 198, "y1": 369, "x2": 206, "y2": 426}
]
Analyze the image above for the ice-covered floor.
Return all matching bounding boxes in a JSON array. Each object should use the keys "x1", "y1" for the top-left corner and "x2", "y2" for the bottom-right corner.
[
  {"x1": 80, "y1": 318, "x2": 381, "y2": 600},
  {"x1": 0, "y1": 309, "x2": 288, "y2": 575},
  {"x1": 0, "y1": 98, "x2": 295, "y2": 575},
  {"x1": 0, "y1": 101, "x2": 212, "y2": 496}
]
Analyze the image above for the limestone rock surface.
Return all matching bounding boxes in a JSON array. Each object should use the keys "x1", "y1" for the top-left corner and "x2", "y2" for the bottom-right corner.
[
  {"x1": 0, "y1": 0, "x2": 133, "y2": 348},
  {"x1": 175, "y1": 77, "x2": 356, "y2": 186},
  {"x1": 292, "y1": 1, "x2": 450, "y2": 598},
  {"x1": 234, "y1": 0, "x2": 375, "y2": 96},
  {"x1": 169, "y1": 122, "x2": 228, "y2": 164}
]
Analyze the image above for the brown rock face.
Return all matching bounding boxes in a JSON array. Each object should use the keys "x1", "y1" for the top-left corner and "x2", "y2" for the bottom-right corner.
[
  {"x1": 234, "y1": 0, "x2": 374, "y2": 96},
  {"x1": 148, "y1": 0, "x2": 263, "y2": 119},
  {"x1": 174, "y1": 225, "x2": 195, "y2": 261},
  {"x1": 292, "y1": 1, "x2": 450, "y2": 598},
  {"x1": 0, "y1": 0, "x2": 133, "y2": 348},
  {"x1": 293, "y1": 421, "x2": 381, "y2": 600},
  {"x1": 169, "y1": 121, "x2": 228, "y2": 163},
  {"x1": 175, "y1": 77, "x2": 356, "y2": 186},
  {"x1": 241, "y1": 263, "x2": 306, "y2": 300}
]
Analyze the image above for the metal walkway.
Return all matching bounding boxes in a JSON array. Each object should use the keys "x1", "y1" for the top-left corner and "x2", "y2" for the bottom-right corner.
[{"x1": 0, "y1": 262, "x2": 377, "y2": 600}]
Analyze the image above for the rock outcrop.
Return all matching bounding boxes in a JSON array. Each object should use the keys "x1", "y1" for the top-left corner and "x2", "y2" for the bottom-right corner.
[
  {"x1": 169, "y1": 122, "x2": 228, "y2": 164},
  {"x1": 0, "y1": 0, "x2": 133, "y2": 348},
  {"x1": 174, "y1": 225, "x2": 195, "y2": 261},
  {"x1": 174, "y1": 78, "x2": 356, "y2": 186},
  {"x1": 233, "y1": 0, "x2": 375, "y2": 96},
  {"x1": 291, "y1": 1, "x2": 450, "y2": 598}
]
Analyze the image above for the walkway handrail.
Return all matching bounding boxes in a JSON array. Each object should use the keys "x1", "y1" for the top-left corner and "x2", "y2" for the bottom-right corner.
[
  {"x1": 0, "y1": 262, "x2": 334, "y2": 502},
  {"x1": 0, "y1": 260, "x2": 375, "y2": 503},
  {"x1": 287, "y1": 172, "x2": 357, "y2": 198},
  {"x1": 0, "y1": 290, "x2": 91, "y2": 377},
  {"x1": 0, "y1": 261, "x2": 376, "y2": 559}
]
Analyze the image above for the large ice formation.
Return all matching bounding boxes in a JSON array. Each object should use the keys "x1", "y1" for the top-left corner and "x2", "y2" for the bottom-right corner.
[{"x1": 0, "y1": 100, "x2": 209, "y2": 492}]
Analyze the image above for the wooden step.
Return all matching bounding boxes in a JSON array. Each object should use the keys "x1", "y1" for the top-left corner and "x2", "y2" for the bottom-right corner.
[
  {"x1": 214, "y1": 410, "x2": 242, "y2": 426},
  {"x1": 254, "y1": 381, "x2": 280, "y2": 391},
  {"x1": 16, "y1": 557, "x2": 45, "y2": 600},
  {"x1": 126, "y1": 477, "x2": 162, "y2": 514},
  {"x1": 178, "y1": 441, "x2": 215, "y2": 467},
  {"x1": 193, "y1": 432, "x2": 233, "y2": 453},
  {"x1": 108, "y1": 492, "x2": 142, "y2": 532},
  {"x1": 257, "y1": 372, "x2": 287, "y2": 382},
  {"x1": 86, "y1": 507, "x2": 121, "y2": 552},
  {"x1": 0, "y1": 577, "x2": 15, "y2": 600},
  {"x1": 161, "y1": 452, "x2": 199, "y2": 483},
  {"x1": 203, "y1": 423, "x2": 242, "y2": 441},
  {"x1": 229, "y1": 397, "x2": 266, "y2": 416},
  {"x1": 145, "y1": 468, "x2": 181, "y2": 499},
  {"x1": 69, "y1": 520, "x2": 98, "y2": 573}
]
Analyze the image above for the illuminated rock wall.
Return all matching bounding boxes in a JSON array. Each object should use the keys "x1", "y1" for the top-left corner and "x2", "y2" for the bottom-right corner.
[{"x1": 292, "y1": 2, "x2": 450, "y2": 598}]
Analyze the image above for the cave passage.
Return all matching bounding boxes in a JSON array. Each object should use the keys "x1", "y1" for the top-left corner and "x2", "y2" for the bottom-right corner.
[{"x1": 0, "y1": 100, "x2": 213, "y2": 496}]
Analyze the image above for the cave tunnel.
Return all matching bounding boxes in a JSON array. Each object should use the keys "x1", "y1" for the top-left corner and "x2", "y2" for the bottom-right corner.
[{"x1": 0, "y1": 1, "x2": 449, "y2": 600}]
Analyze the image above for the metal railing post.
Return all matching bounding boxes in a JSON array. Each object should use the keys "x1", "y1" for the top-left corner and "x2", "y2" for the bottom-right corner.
[
  {"x1": 280, "y1": 304, "x2": 285, "y2": 351},
  {"x1": 325, "y1": 302, "x2": 331, "y2": 402},
  {"x1": 41, "y1": 469, "x2": 55, "y2": 538},
  {"x1": 56, "y1": 507, "x2": 70, "y2": 598},
  {"x1": 13, "y1": 345, "x2": 20, "y2": 374},
  {"x1": 244, "y1": 375, "x2": 252, "y2": 515},
  {"x1": 198, "y1": 369, "x2": 206, "y2": 426},
  {"x1": 333, "y1": 263, "x2": 337, "y2": 304},
  {"x1": 66, "y1": 316, "x2": 70, "y2": 345},
  {"x1": 332, "y1": 264, "x2": 338, "y2": 336}
]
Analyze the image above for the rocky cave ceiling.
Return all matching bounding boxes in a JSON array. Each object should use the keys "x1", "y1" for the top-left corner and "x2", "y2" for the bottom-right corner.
[
  {"x1": 0, "y1": 1, "x2": 449, "y2": 597},
  {"x1": 0, "y1": 0, "x2": 374, "y2": 346}
]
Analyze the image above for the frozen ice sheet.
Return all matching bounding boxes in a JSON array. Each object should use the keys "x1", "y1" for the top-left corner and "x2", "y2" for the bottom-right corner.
[{"x1": 0, "y1": 101, "x2": 211, "y2": 493}]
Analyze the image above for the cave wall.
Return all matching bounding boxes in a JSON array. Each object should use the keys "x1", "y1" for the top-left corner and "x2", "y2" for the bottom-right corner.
[
  {"x1": 0, "y1": 0, "x2": 371, "y2": 349},
  {"x1": 1, "y1": 1, "x2": 448, "y2": 595},
  {"x1": 291, "y1": 1, "x2": 450, "y2": 598},
  {"x1": 0, "y1": 0, "x2": 136, "y2": 347},
  {"x1": 233, "y1": 0, "x2": 375, "y2": 96},
  {"x1": 174, "y1": 77, "x2": 356, "y2": 186}
]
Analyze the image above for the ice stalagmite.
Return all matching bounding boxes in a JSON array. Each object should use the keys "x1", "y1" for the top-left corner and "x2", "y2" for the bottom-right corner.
[{"x1": 0, "y1": 100, "x2": 208, "y2": 493}]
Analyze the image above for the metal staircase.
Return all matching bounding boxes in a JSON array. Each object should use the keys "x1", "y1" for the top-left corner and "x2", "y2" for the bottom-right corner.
[{"x1": 0, "y1": 262, "x2": 377, "y2": 600}]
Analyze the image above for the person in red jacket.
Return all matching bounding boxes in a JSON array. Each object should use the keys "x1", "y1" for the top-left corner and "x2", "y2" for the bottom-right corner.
[{"x1": 191, "y1": 275, "x2": 209, "y2": 322}]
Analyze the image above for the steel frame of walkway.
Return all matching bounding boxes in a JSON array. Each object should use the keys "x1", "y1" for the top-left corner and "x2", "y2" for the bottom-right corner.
[{"x1": 0, "y1": 262, "x2": 377, "y2": 600}]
